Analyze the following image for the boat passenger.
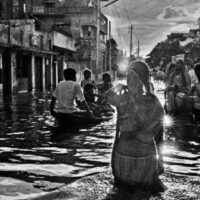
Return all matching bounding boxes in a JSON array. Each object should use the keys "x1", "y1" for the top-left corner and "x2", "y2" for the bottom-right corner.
[
  {"x1": 80, "y1": 68, "x2": 97, "y2": 104},
  {"x1": 97, "y1": 72, "x2": 112, "y2": 103},
  {"x1": 167, "y1": 59, "x2": 191, "y2": 114},
  {"x1": 50, "y1": 68, "x2": 93, "y2": 119},
  {"x1": 105, "y1": 61, "x2": 166, "y2": 197},
  {"x1": 164, "y1": 63, "x2": 176, "y2": 100},
  {"x1": 81, "y1": 68, "x2": 96, "y2": 88}
]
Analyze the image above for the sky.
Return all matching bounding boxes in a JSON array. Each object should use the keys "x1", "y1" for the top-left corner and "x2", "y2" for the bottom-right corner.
[{"x1": 101, "y1": 0, "x2": 200, "y2": 57}]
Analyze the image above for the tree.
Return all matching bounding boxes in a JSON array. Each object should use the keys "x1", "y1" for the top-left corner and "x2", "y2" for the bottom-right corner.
[{"x1": 146, "y1": 39, "x2": 185, "y2": 69}]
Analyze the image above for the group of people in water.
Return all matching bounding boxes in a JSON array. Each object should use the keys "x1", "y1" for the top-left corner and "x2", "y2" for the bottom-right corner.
[
  {"x1": 163, "y1": 58, "x2": 200, "y2": 122},
  {"x1": 50, "y1": 67, "x2": 113, "y2": 119},
  {"x1": 80, "y1": 69, "x2": 114, "y2": 116},
  {"x1": 50, "y1": 60, "x2": 166, "y2": 199}
]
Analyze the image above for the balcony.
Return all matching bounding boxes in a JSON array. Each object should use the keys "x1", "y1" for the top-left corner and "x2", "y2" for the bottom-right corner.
[{"x1": 51, "y1": 31, "x2": 76, "y2": 52}]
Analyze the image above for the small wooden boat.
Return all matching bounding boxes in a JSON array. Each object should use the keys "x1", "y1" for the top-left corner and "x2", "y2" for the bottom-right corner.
[{"x1": 50, "y1": 111, "x2": 114, "y2": 136}]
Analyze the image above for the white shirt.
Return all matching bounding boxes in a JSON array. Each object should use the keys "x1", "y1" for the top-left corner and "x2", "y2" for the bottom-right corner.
[
  {"x1": 53, "y1": 80, "x2": 85, "y2": 113},
  {"x1": 188, "y1": 69, "x2": 198, "y2": 87}
]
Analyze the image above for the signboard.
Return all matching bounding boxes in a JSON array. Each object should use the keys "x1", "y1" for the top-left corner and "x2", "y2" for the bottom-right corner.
[
  {"x1": 52, "y1": 31, "x2": 76, "y2": 52},
  {"x1": 30, "y1": 34, "x2": 41, "y2": 47}
]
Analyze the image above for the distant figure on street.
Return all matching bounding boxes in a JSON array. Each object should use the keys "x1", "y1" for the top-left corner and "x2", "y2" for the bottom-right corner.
[
  {"x1": 164, "y1": 63, "x2": 176, "y2": 100},
  {"x1": 105, "y1": 61, "x2": 166, "y2": 198},
  {"x1": 167, "y1": 59, "x2": 191, "y2": 114}
]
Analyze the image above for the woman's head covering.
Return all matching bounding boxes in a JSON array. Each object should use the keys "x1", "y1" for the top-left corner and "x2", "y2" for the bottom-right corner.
[
  {"x1": 127, "y1": 61, "x2": 151, "y2": 96},
  {"x1": 126, "y1": 61, "x2": 164, "y2": 141}
]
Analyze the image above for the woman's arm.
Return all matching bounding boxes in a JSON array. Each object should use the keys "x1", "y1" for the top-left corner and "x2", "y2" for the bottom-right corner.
[{"x1": 105, "y1": 84, "x2": 126, "y2": 107}]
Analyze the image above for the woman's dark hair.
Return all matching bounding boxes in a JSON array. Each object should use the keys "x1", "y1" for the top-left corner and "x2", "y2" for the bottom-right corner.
[
  {"x1": 63, "y1": 68, "x2": 76, "y2": 81},
  {"x1": 168, "y1": 63, "x2": 176, "y2": 72},
  {"x1": 194, "y1": 63, "x2": 200, "y2": 82},
  {"x1": 102, "y1": 72, "x2": 111, "y2": 82},
  {"x1": 176, "y1": 58, "x2": 184, "y2": 66},
  {"x1": 83, "y1": 69, "x2": 91, "y2": 79}
]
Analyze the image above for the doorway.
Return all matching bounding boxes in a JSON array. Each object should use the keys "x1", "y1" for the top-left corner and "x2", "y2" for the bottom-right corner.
[{"x1": 35, "y1": 56, "x2": 43, "y2": 90}]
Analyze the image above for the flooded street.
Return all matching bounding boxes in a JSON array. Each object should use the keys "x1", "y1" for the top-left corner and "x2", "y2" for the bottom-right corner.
[{"x1": 0, "y1": 79, "x2": 200, "y2": 200}]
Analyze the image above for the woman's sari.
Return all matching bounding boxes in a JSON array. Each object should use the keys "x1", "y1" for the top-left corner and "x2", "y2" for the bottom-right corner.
[{"x1": 105, "y1": 61, "x2": 166, "y2": 194}]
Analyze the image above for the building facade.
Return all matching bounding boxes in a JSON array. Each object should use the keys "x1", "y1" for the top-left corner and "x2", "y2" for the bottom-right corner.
[
  {"x1": 0, "y1": 0, "x2": 109, "y2": 94},
  {"x1": 28, "y1": 0, "x2": 108, "y2": 79},
  {"x1": 0, "y1": 0, "x2": 77, "y2": 94}
]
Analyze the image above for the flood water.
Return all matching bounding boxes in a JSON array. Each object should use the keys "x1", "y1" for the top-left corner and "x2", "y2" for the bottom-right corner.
[{"x1": 0, "y1": 79, "x2": 200, "y2": 199}]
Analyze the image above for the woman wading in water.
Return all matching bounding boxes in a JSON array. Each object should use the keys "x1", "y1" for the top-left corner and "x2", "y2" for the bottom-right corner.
[{"x1": 105, "y1": 61, "x2": 166, "y2": 199}]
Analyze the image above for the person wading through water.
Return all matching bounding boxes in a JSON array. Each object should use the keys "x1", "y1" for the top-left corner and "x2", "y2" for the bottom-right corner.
[{"x1": 105, "y1": 60, "x2": 166, "y2": 199}]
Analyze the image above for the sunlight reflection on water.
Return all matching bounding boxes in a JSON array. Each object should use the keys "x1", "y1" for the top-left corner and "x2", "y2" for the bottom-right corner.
[{"x1": 0, "y1": 80, "x2": 200, "y2": 199}]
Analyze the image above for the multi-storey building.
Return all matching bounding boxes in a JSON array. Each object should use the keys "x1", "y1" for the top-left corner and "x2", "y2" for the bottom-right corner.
[
  {"x1": 0, "y1": 0, "x2": 109, "y2": 94},
  {"x1": 28, "y1": 0, "x2": 108, "y2": 79},
  {"x1": 0, "y1": 0, "x2": 76, "y2": 94}
]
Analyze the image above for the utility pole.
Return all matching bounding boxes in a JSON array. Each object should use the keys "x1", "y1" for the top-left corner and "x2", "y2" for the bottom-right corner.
[
  {"x1": 109, "y1": 21, "x2": 112, "y2": 73},
  {"x1": 137, "y1": 40, "x2": 140, "y2": 59},
  {"x1": 96, "y1": 0, "x2": 100, "y2": 80},
  {"x1": 129, "y1": 24, "x2": 133, "y2": 61}
]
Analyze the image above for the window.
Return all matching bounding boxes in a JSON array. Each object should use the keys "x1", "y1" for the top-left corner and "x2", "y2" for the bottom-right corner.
[{"x1": 13, "y1": 0, "x2": 19, "y2": 15}]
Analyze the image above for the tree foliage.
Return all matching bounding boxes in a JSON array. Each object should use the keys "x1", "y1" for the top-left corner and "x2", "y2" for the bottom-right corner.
[{"x1": 146, "y1": 39, "x2": 185, "y2": 68}]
